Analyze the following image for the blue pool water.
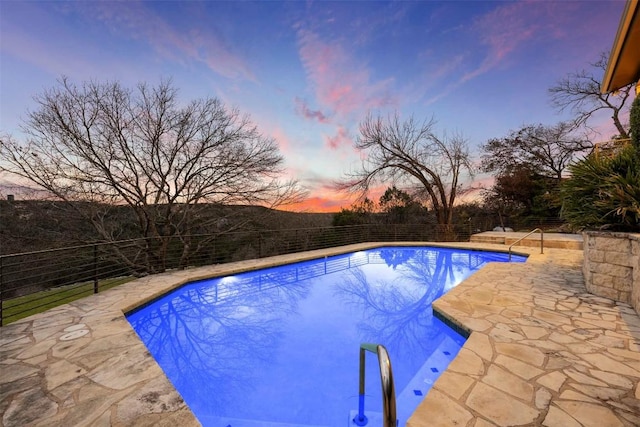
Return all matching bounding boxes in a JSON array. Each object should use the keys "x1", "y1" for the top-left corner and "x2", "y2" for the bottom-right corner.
[{"x1": 127, "y1": 247, "x2": 526, "y2": 427}]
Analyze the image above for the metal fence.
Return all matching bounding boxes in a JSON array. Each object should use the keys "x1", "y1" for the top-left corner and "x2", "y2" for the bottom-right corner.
[
  {"x1": 467, "y1": 215, "x2": 570, "y2": 234},
  {"x1": 0, "y1": 223, "x2": 472, "y2": 326}
]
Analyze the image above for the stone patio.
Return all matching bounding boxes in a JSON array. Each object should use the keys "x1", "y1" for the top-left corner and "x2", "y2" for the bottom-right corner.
[
  {"x1": 409, "y1": 246, "x2": 640, "y2": 427},
  {"x1": 1, "y1": 242, "x2": 639, "y2": 426}
]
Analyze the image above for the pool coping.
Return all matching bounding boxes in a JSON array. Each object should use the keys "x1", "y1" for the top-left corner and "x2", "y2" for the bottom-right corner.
[
  {"x1": 2, "y1": 242, "x2": 639, "y2": 426},
  {"x1": 119, "y1": 242, "x2": 530, "y2": 316}
]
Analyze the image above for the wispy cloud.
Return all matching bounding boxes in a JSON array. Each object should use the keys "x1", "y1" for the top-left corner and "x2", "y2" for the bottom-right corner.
[
  {"x1": 420, "y1": 1, "x2": 578, "y2": 106},
  {"x1": 294, "y1": 97, "x2": 330, "y2": 123},
  {"x1": 296, "y1": 28, "x2": 396, "y2": 118},
  {"x1": 411, "y1": 53, "x2": 466, "y2": 106},
  {"x1": 462, "y1": 2, "x2": 539, "y2": 82},
  {"x1": 464, "y1": 1, "x2": 580, "y2": 83},
  {"x1": 77, "y1": 2, "x2": 255, "y2": 81},
  {"x1": 0, "y1": 3, "x2": 128, "y2": 79},
  {"x1": 1, "y1": 26, "x2": 95, "y2": 79}
]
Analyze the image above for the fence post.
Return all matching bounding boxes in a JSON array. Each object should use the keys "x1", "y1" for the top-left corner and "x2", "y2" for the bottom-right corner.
[{"x1": 93, "y1": 244, "x2": 98, "y2": 294}]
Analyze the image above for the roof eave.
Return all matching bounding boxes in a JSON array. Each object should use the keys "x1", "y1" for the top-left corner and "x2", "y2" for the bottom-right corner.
[{"x1": 601, "y1": 0, "x2": 640, "y2": 94}]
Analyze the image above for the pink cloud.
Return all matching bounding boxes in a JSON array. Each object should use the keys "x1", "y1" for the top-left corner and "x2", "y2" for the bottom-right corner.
[
  {"x1": 324, "y1": 126, "x2": 353, "y2": 150},
  {"x1": 294, "y1": 97, "x2": 330, "y2": 123},
  {"x1": 296, "y1": 29, "x2": 396, "y2": 118}
]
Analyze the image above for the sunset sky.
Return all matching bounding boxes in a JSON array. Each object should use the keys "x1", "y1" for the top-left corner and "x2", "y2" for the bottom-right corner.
[{"x1": 0, "y1": 1, "x2": 626, "y2": 212}]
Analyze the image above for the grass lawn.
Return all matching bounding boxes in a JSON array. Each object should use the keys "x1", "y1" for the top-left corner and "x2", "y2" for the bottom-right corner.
[{"x1": 2, "y1": 277, "x2": 133, "y2": 325}]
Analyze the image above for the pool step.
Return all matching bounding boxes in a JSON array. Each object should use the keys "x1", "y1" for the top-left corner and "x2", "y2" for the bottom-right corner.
[
  {"x1": 395, "y1": 335, "x2": 463, "y2": 424},
  {"x1": 470, "y1": 231, "x2": 583, "y2": 250}
]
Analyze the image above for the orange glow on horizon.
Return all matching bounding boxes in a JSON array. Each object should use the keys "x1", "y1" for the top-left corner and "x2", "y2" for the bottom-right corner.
[
  {"x1": 282, "y1": 181, "x2": 487, "y2": 213},
  {"x1": 281, "y1": 196, "x2": 349, "y2": 213},
  {"x1": 281, "y1": 185, "x2": 389, "y2": 213}
]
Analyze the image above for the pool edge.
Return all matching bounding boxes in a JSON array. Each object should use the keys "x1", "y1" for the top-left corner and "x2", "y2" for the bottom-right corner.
[{"x1": 1, "y1": 241, "x2": 542, "y2": 427}]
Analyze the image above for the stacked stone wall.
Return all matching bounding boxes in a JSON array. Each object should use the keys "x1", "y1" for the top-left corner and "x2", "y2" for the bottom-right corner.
[
  {"x1": 633, "y1": 238, "x2": 640, "y2": 314},
  {"x1": 583, "y1": 231, "x2": 640, "y2": 315}
]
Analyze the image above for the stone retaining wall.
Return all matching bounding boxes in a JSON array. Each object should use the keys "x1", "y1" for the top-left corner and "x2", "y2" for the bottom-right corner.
[{"x1": 583, "y1": 231, "x2": 640, "y2": 315}]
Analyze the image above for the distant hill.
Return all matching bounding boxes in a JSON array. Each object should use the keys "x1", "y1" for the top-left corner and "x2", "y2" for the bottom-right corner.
[{"x1": 0, "y1": 199, "x2": 334, "y2": 255}]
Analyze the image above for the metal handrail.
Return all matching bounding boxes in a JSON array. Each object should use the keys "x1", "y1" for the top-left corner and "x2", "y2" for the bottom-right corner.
[
  {"x1": 354, "y1": 343, "x2": 397, "y2": 427},
  {"x1": 508, "y1": 228, "x2": 543, "y2": 260}
]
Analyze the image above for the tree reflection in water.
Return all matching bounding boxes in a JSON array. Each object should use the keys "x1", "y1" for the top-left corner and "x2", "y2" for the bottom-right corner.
[
  {"x1": 128, "y1": 247, "x2": 522, "y2": 426},
  {"x1": 129, "y1": 269, "x2": 312, "y2": 413},
  {"x1": 335, "y1": 248, "x2": 480, "y2": 376}
]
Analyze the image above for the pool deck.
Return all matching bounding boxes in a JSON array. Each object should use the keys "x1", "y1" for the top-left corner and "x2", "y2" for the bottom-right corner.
[
  {"x1": 1, "y1": 241, "x2": 639, "y2": 426},
  {"x1": 469, "y1": 231, "x2": 583, "y2": 250}
]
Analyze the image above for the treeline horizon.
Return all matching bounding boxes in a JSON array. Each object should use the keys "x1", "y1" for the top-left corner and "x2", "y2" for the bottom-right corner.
[{"x1": 0, "y1": 197, "x2": 570, "y2": 257}]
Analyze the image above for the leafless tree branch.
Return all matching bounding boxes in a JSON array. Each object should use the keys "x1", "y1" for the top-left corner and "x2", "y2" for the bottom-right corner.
[
  {"x1": 336, "y1": 113, "x2": 473, "y2": 234},
  {"x1": 549, "y1": 52, "x2": 632, "y2": 139},
  {"x1": 0, "y1": 78, "x2": 306, "y2": 272}
]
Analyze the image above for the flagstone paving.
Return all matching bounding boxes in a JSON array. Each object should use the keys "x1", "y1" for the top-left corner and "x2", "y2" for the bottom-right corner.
[
  {"x1": 408, "y1": 247, "x2": 640, "y2": 427},
  {"x1": 1, "y1": 242, "x2": 639, "y2": 426}
]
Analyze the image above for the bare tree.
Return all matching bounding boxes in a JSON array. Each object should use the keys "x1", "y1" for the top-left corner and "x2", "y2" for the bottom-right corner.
[
  {"x1": 0, "y1": 78, "x2": 303, "y2": 272},
  {"x1": 339, "y1": 113, "x2": 472, "y2": 237},
  {"x1": 549, "y1": 52, "x2": 633, "y2": 139},
  {"x1": 481, "y1": 122, "x2": 592, "y2": 181},
  {"x1": 480, "y1": 122, "x2": 590, "y2": 224}
]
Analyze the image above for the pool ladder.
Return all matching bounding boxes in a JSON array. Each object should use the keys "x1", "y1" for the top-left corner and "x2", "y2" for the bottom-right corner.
[
  {"x1": 353, "y1": 343, "x2": 397, "y2": 427},
  {"x1": 508, "y1": 228, "x2": 543, "y2": 260}
]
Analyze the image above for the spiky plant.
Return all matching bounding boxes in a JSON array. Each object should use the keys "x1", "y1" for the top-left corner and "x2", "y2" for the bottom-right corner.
[{"x1": 561, "y1": 144, "x2": 639, "y2": 231}]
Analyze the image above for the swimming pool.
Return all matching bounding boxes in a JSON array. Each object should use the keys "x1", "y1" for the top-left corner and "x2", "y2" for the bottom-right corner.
[{"x1": 127, "y1": 246, "x2": 526, "y2": 427}]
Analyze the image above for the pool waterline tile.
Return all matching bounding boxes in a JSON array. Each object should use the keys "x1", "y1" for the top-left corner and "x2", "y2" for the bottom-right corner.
[{"x1": 1, "y1": 241, "x2": 639, "y2": 427}]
